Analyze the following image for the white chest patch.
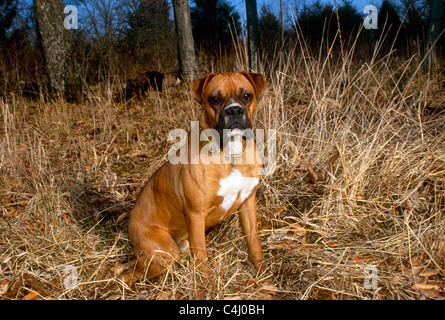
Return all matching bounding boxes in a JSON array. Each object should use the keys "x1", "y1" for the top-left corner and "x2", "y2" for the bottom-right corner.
[
  {"x1": 217, "y1": 169, "x2": 259, "y2": 212},
  {"x1": 224, "y1": 133, "x2": 244, "y2": 155},
  {"x1": 227, "y1": 138, "x2": 243, "y2": 155}
]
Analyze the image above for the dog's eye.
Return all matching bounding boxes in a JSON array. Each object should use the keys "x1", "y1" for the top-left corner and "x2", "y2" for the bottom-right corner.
[
  {"x1": 209, "y1": 96, "x2": 222, "y2": 105},
  {"x1": 241, "y1": 93, "x2": 252, "y2": 102}
]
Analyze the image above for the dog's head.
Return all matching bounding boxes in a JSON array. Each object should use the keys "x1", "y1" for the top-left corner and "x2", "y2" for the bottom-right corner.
[{"x1": 191, "y1": 71, "x2": 267, "y2": 146}]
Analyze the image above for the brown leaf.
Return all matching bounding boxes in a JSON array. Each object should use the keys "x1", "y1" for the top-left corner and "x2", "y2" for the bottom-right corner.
[
  {"x1": 115, "y1": 212, "x2": 128, "y2": 225},
  {"x1": 273, "y1": 207, "x2": 285, "y2": 215},
  {"x1": 314, "y1": 288, "x2": 336, "y2": 300},
  {"x1": 22, "y1": 291, "x2": 40, "y2": 300},
  {"x1": 307, "y1": 159, "x2": 318, "y2": 183},
  {"x1": 348, "y1": 256, "x2": 377, "y2": 264},
  {"x1": 4, "y1": 276, "x2": 22, "y2": 298},
  {"x1": 308, "y1": 184, "x2": 324, "y2": 194},
  {"x1": 268, "y1": 240, "x2": 299, "y2": 251},
  {"x1": 412, "y1": 283, "x2": 441, "y2": 291},
  {"x1": 23, "y1": 274, "x2": 48, "y2": 296},
  {"x1": 0, "y1": 279, "x2": 11, "y2": 296},
  {"x1": 156, "y1": 291, "x2": 171, "y2": 300},
  {"x1": 422, "y1": 289, "x2": 441, "y2": 299},
  {"x1": 268, "y1": 243, "x2": 287, "y2": 250},
  {"x1": 420, "y1": 269, "x2": 440, "y2": 278}
]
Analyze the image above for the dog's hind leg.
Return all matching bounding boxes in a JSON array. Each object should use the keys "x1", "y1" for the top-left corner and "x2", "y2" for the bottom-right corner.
[{"x1": 122, "y1": 226, "x2": 181, "y2": 285}]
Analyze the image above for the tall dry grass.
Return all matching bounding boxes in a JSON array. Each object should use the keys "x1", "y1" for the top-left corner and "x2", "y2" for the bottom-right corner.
[{"x1": 1, "y1": 29, "x2": 445, "y2": 299}]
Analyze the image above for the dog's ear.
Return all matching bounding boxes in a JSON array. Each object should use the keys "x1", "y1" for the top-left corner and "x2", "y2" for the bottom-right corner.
[
  {"x1": 240, "y1": 72, "x2": 267, "y2": 101},
  {"x1": 190, "y1": 73, "x2": 215, "y2": 104}
]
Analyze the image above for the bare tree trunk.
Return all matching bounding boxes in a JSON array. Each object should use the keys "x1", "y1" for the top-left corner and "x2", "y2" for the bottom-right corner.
[
  {"x1": 280, "y1": 0, "x2": 284, "y2": 46},
  {"x1": 426, "y1": 0, "x2": 443, "y2": 68},
  {"x1": 245, "y1": 0, "x2": 261, "y2": 72},
  {"x1": 34, "y1": 0, "x2": 79, "y2": 101},
  {"x1": 172, "y1": 0, "x2": 198, "y2": 82}
]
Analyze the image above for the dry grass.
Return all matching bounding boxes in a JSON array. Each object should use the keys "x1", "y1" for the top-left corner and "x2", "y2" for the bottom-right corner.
[{"x1": 1, "y1": 41, "x2": 445, "y2": 300}]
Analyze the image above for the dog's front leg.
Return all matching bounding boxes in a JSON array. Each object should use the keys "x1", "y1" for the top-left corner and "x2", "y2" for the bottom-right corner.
[
  {"x1": 239, "y1": 194, "x2": 264, "y2": 272},
  {"x1": 186, "y1": 212, "x2": 210, "y2": 276}
]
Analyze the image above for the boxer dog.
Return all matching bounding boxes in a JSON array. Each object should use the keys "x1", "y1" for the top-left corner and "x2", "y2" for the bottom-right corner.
[{"x1": 127, "y1": 71, "x2": 267, "y2": 282}]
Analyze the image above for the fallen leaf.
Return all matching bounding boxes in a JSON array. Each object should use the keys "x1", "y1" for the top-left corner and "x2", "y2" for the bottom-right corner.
[
  {"x1": 115, "y1": 212, "x2": 128, "y2": 224},
  {"x1": 314, "y1": 288, "x2": 336, "y2": 300},
  {"x1": 268, "y1": 240, "x2": 299, "y2": 251},
  {"x1": 273, "y1": 207, "x2": 285, "y2": 215},
  {"x1": 421, "y1": 289, "x2": 441, "y2": 299},
  {"x1": 307, "y1": 159, "x2": 318, "y2": 183},
  {"x1": 4, "y1": 276, "x2": 22, "y2": 298},
  {"x1": 348, "y1": 256, "x2": 377, "y2": 264},
  {"x1": 412, "y1": 283, "x2": 441, "y2": 291},
  {"x1": 0, "y1": 279, "x2": 11, "y2": 295},
  {"x1": 23, "y1": 274, "x2": 49, "y2": 296},
  {"x1": 156, "y1": 291, "x2": 170, "y2": 300},
  {"x1": 420, "y1": 270, "x2": 440, "y2": 278},
  {"x1": 268, "y1": 243, "x2": 287, "y2": 250},
  {"x1": 22, "y1": 291, "x2": 40, "y2": 300}
]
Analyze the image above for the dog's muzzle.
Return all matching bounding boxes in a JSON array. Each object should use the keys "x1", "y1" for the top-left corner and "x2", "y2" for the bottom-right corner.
[
  {"x1": 217, "y1": 104, "x2": 252, "y2": 147},
  {"x1": 219, "y1": 104, "x2": 251, "y2": 131}
]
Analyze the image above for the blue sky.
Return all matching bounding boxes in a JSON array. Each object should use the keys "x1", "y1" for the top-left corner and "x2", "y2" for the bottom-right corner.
[
  {"x1": 228, "y1": 0, "x2": 383, "y2": 15},
  {"x1": 18, "y1": 0, "x2": 386, "y2": 33},
  {"x1": 226, "y1": 0, "x2": 383, "y2": 28}
]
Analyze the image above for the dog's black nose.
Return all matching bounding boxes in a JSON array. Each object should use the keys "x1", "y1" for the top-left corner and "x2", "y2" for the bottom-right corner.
[{"x1": 225, "y1": 105, "x2": 245, "y2": 117}]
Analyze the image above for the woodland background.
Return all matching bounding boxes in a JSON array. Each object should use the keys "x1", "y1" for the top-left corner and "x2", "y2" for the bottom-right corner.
[{"x1": 0, "y1": 0, "x2": 444, "y2": 300}]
